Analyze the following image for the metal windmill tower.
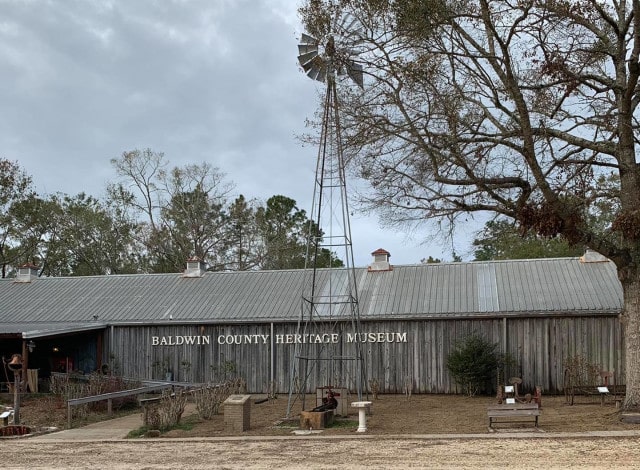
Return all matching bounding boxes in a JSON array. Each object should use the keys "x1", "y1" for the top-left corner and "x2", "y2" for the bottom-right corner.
[{"x1": 286, "y1": 12, "x2": 367, "y2": 416}]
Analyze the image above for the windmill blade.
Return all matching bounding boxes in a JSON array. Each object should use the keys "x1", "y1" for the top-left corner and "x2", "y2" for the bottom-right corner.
[
  {"x1": 346, "y1": 61, "x2": 364, "y2": 88},
  {"x1": 345, "y1": 27, "x2": 366, "y2": 42},
  {"x1": 308, "y1": 66, "x2": 322, "y2": 81},
  {"x1": 347, "y1": 34, "x2": 366, "y2": 46},
  {"x1": 300, "y1": 33, "x2": 318, "y2": 45},
  {"x1": 336, "y1": 14, "x2": 365, "y2": 45},
  {"x1": 301, "y1": 60, "x2": 315, "y2": 74},
  {"x1": 298, "y1": 50, "x2": 319, "y2": 68},
  {"x1": 301, "y1": 54, "x2": 322, "y2": 73},
  {"x1": 338, "y1": 15, "x2": 358, "y2": 34},
  {"x1": 308, "y1": 61, "x2": 327, "y2": 82},
  {"x1": 298, "y1": 44, "x2": 318, "y2": 55},
  {"x1": 344, "y1": 47, "x2": 362, "y2": 57}
]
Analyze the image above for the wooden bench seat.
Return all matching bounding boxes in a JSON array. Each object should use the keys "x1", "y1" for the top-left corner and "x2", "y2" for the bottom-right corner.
[{"x1": 487, "y1": 403, "x2": 540, "y2": 429}]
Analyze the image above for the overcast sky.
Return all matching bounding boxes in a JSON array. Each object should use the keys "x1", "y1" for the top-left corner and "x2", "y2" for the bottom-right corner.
[{"x1": 0, "y1": 0, "x2": 479, "y2": 267}]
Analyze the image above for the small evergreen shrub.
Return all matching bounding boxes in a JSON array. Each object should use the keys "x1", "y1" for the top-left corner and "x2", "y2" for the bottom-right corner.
[{"x1": 446, "y1": 335, "x2": 504, "y2": 396}]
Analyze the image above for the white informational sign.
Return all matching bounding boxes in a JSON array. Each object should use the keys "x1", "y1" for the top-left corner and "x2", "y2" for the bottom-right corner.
[
  {"x1": 506, "y1": 398, "x2": 516, "y2": 404},
  {"x1": 598, "y1": 386, "x2": 609, "y2": 394},
  {"x1": 504, "y1": 386, "x2": 514, "y2": 393}
]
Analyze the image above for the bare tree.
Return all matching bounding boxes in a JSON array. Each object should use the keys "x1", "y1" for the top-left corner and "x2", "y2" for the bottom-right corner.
[
  {"x1": 301, "y1": 0, "x2": 640, "y2": 408},
  {"x1": 109, "y1": 150, "x2": 235, "y2": 272},
  {"x1": 109, "y1": 149, "x2": 166, "y2": 231}
]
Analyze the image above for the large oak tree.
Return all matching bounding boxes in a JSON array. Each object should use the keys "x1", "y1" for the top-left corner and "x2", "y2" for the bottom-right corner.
[{"x1": 300, "y1": 0, "x2": 640, "y2": 408}]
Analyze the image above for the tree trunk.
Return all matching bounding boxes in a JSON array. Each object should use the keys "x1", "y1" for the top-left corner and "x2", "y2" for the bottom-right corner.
[{"x1": 622, "y1": 276, "x2": 640, "y2": 410}]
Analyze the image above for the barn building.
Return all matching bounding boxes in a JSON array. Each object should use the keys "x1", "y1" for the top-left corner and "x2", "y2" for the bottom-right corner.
[{"x1": 0, "y1": 249, "x2": 624, "y2": 395}]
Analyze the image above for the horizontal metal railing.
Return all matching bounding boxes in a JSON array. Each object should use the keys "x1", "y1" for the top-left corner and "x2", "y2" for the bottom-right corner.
[{"x1": 66, "y1": 383, "x2": 175, "y2": 428}]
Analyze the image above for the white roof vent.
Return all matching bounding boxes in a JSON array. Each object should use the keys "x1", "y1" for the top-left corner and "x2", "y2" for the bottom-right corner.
[
  {"x1": 579, "y1": 249, "x2": 609, "y2": 263},
  {"x1": 15, "y1": 264, "x2": 39, "y2": 283},
  {"x1": 182, "y1": 258, "x2": 207, "y2": 278},
  {"x1": 368, "y1": 248, "x2": 393, "y2": 272}
]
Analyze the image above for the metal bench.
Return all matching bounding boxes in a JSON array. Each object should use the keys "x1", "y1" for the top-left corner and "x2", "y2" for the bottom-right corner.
[{"x1": 487, "y1": 403, "x2": 540, "y2": 429}]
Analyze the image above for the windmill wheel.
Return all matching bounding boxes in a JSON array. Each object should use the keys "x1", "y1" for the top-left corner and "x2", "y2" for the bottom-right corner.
[{"x1": 297, "y1": 12, "x2": 364, "y2": 88}]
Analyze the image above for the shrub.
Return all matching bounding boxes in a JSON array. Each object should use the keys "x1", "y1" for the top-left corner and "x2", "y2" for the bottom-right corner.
[
  {"x1": 564, "y1": 354, "x2": 600, "y2": 388},
  {"x1": 86, "y1": 373, "x2": 140, "y2": 411},
  {"x1": 193, "y1": 377, "x2": 247, "y2": 420},
  {"x1": 194, "y1": 382, "x2": 231, "y2": 420},
  {"x1": 446, "y1": 335, "x2": 505, "y2": 396},
  {"x1": 144, "y1": 389, "x2": 187, "y2": 430}
]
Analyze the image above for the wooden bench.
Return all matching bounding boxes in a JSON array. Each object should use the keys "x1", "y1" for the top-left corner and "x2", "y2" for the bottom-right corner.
[{"x1": 487, "y1": 403, "x2": 540, "y2": 429}]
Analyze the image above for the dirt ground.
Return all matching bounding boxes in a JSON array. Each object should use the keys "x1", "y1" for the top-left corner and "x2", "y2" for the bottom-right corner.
[
  {"x1": 4, "y1": 392, "x2": 640, "y2": 469},
  {"x1": 4, "y1": 436, "x2": 640, "y2": 469},
  {"x1": 166, "y1": 392, "x2": 636, "y2": 437},
  {"x1": 12, "y1": 391, "x2": 636, "y2": 436}
]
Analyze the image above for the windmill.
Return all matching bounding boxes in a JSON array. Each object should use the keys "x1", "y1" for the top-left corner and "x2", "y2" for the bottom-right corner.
[{"x1": 286, "y1": 11, "x2": 367, "y2": 417}]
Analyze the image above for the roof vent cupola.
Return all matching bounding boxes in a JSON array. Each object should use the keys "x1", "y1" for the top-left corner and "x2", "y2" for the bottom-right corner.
[
  {"x1": 368, "y1": 248, "x2": 393, "y2": 272},
  {"x1": 579, "y1": 249, "x2": 609, "y2": 263},
  {"x1": 15, "y1": 264, "x2": 39, "y2": 283},
  {"x1": 182, "y1": 258, "x2": 207, "y2": 278}
]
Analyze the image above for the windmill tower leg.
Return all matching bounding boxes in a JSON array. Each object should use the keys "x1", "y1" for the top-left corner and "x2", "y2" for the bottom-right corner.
[{"x1": 286, "y1": 75, "x2": 367, "y2": 418}]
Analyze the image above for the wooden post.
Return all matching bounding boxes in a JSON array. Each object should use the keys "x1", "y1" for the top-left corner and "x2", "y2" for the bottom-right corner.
[
  {"x1": 97, "y1": 333, "x2": 103, "y2": 369},
  {"x1": 13, "y1": 372, "x2": 20, "y2": 425},
  {"x1": 21, "y1": 340, "x2": 28, "y2": 392}
]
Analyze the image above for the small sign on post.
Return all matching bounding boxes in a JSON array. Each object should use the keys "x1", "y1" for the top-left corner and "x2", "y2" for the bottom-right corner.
[{"x1": 598, "y1": 386, "x2": 610, "y2": 406}]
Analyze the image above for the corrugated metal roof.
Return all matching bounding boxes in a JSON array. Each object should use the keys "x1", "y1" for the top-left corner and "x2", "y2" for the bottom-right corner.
[
  {"x1": 0, "y1": 322, "x2": 107, "y2": 339},
  {"x1": 0, "y1": 257, "x2": 623, "y2": 335}
]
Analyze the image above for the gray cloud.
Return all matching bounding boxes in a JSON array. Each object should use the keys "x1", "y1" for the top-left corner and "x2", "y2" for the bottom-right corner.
[{"x1": 0, "y1": 0, "x2": 456, "y2": 265}]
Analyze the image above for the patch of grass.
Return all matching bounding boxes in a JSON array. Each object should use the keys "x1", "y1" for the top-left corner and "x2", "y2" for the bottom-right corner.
[
  {"x1": 127, "y1": 426, "x2": 151, "y2": 438},
  {"x1": 173, "y1": 415, "x2": 198, "y2": 431},
  {"x1": 274, "y1": 417, "x2": 359, "y2": 431},
  {"x1": 275, "y1": 418, "x2": 299, "y2": 429},
  {"x1": 127, "y1": 414, "x2": 198, "y2": 438},
  {"x1": 327, "y1": 419, "x2": 358, "y2": 429}
]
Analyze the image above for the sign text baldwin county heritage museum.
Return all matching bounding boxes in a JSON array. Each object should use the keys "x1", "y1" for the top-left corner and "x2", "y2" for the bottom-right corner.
[{"x1": 151, "y1": 332, "x2": 408, "y2": 346}]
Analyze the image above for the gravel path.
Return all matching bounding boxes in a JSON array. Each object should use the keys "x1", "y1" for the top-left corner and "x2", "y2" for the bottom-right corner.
[{"x1": 4, "y1": 435, "x2": 640, "y2": 469}]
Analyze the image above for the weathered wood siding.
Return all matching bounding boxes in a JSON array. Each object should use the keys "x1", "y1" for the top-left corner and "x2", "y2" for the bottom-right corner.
[
  {"x1": 105, "y1": 314, "x2": 624, "y2": 394},
  {"x1": 505, "y1": 316, "x2": 624, "y2": 392}
]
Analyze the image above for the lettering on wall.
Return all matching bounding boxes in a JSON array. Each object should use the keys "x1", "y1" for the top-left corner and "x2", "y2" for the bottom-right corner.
[
  {"x1": 150, "y1": 332, "x2": 407, "y2": 346},
  {"x1": 151, "y1": 336, "x2": 211, "y2": 346}
]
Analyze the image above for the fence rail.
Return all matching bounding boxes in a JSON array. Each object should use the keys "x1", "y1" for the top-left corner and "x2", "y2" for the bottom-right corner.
[{"x1": 66, "y1": 383, "x2": 175, "y2": 428}]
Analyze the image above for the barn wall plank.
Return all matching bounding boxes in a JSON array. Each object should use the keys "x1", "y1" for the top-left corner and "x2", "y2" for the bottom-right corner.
[{"x1": 104, "y1": 315, "x2": 623, "y2": 394}]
